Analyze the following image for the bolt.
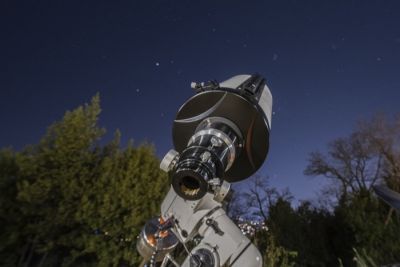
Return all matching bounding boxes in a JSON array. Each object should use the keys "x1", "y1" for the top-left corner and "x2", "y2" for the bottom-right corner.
[
  {"x1": 200, "y1": 151, "x2": 211, "y2": 162},
  {"x1": 211, "y1": 136, "x2": 223, "y2": 147}
]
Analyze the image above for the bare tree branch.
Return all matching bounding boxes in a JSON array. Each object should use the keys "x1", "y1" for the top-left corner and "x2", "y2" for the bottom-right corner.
[{"x1": 304, "y1": 114, "x2": 400, "y2": 199}]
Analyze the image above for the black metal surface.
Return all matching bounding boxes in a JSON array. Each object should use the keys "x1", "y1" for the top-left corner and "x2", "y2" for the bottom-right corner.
[
  {"x1": 172, "y1": 90, "x2": 270, "y2": 182},
  {"x1": 172, "y1": 146, "x2": 222, "y2": 200}
]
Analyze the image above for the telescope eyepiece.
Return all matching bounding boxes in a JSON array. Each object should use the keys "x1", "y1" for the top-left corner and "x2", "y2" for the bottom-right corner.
[{"x1": 170, "y1": 117, "x2": 241, "y2": 200}]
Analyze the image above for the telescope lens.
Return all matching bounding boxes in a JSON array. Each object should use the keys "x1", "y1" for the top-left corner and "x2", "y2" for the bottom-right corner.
[
  {"x1": 171, "y1": 118, "x2": 242, "y2": 200},
  {"x1": 172, "y1": 153, "x2": 214, "y2": 200},
  {"x1": 180, "y1": 176, "x2": 200, "y2": 195}
]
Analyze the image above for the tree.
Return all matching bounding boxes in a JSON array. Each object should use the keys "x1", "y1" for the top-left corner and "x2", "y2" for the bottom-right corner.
[
  {"x1": 358, "y1": 115, "x2": 400, "y2": 225},
  {"x1": 72, "y1": 139, "x2": 169, "y2": 266},
  {"x1": 14, "y1": 95, "x2": 105, "y2": 266},
  {"x1": 305, "y1": 114, "x2": 400, "y2": 202},
  {"x1": 332, "y1": 191, "x2": 400, "y2": 265},
  {"x1": 0, "y1": 95, "x2": 169, "y2": 266},
  {"x1": 358, "y1": 114, "x2": 400, "y2": 191},
  {"x1": 0, "y1": 148, "x2": 26, "y2": 266},
  {"x1": 227, "y1": 176, "x2": 297, "y2": 266},
  {"x1": 262, "y1": 231, "x2": 297, "y2": 267},
  {"x1": 241, "y1": 175, "x2": 292, "y2": 223},
  {"x1": 304, "y1": 131, "x2": 382, "y2": 200},
  {"x1": 304, "y1": 114, "x2": 400, "y2": 265}
]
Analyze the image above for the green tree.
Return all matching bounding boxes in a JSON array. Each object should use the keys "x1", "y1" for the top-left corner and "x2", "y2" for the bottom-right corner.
[
  {"x1": 267, "y1": 199, "x2": 338, "y2": 266},
  {"x1": 262, "y1": 231, "x2": 297, "y2": 267},
  {"x1": 72, "y1": 138, "x2": 169, "y2": 266},
  {"x1": 14, "y1": 95, "x2": 105, "y2": 266},
  {"x1": 333, "y1": 191, "x2": 400, "y2": 265},
  {"x1": 0, "y1": 148, "x2": 26, "y2": 266},
  {"x1": 0, "y1": 95, "x2": 169, "y2": 266},
  {"x1": 305, "y1": 114, "x2": 400, "y2": 266},
  {"x1": 233, "y1": 176, "x2": 298, "y2": 266}
]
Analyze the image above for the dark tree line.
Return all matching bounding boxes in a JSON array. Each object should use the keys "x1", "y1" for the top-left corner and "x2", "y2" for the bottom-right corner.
[{"x1": 233, "y1": 114, "x2": 400, "y2": 266}]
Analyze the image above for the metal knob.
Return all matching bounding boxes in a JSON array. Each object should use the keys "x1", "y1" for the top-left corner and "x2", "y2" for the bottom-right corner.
[{"x1": 160, "y1": 149, "x2": 179, "y2": 173}]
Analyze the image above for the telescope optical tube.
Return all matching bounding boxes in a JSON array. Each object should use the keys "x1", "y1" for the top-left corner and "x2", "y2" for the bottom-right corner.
[{"x1": 161, "y1": 74, "x2": 273, "y2": 200}]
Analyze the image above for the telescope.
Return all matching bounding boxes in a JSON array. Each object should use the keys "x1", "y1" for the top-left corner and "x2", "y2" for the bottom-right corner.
[{"x1": 137, "y1": 74, "x2": 273, "y2": 267}]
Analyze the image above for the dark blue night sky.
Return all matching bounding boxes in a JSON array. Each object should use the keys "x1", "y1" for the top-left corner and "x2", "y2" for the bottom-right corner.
[{"x1": 1, "y1": 1, "x2": 399, "y2": 201}]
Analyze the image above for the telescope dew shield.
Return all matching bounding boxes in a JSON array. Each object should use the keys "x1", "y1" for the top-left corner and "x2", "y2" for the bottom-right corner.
[{"x1": 171, "y1": 74, "x2": 273, "y2": 200}]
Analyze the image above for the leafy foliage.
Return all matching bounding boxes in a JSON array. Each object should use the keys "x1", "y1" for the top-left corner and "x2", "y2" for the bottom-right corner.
[
  {"x1": 0, "y1": 95, "x2": 169, "y2": 266},
  {"x1": 261, "y1": 231, "x2": 297, "y2": 267},
  {"x1": 353, "y1": 248, "x2": 378, "y2": 267},
  {"x1": 303, "y1": 114, "x2": 400, "y2": 266}
]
